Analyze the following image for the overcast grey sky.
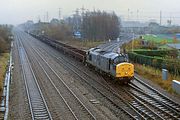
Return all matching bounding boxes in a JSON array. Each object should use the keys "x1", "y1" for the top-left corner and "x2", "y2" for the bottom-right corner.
[{"x1": 0, "y1": 0, "x2": 180, "y2": 25}]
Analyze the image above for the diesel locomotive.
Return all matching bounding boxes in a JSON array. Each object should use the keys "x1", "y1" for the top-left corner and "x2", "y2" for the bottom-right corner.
[{"x1": 86, "y1": 48, "x2": 134, "y2": 83}]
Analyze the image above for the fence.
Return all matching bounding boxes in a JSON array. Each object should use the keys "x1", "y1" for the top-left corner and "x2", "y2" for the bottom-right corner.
[
  {"x1": 128, "y1": 52, "x2": 180, "y2": 75},
  {"x1": 133, "y1": 50, "x2": 178, "y2": 57}
]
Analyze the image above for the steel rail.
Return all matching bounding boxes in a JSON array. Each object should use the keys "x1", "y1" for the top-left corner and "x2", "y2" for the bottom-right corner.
[
  {"x1": 28, "y1": 45, "x2": 96, "y2": 120},
  {"x1": 37, "y1": 45, "x2": 144, "y2": 120},
  {"x1": 30, "y1": 53, "x2": 79, "y2": 120},
  {"x1": 17, "y1": 35, "x2": 52, "y2": 120},
  {"x1": 30, "y1": 33, "x2": 180, "y2": 120},
  {"x1": 130, "y1": 83, "x2": 180, "y2": 120},
  {"x1": 134, "y1": 77, "x2": 180, "y2": 113}
]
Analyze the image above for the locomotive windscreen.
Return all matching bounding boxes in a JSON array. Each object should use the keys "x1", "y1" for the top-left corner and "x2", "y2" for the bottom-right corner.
[{"x1": 113, "y1": 55, "x2": 127, "y2": 64}]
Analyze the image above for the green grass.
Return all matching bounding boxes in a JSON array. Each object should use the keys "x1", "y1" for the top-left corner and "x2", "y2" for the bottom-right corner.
[{"x1": 143, "y1": 35, "x2": 176, "y2": 44}]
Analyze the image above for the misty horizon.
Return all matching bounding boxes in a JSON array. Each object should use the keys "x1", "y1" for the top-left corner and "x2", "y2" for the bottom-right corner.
[{"x1": 0, "y1": 0, "x2": 180, "y2": 25}]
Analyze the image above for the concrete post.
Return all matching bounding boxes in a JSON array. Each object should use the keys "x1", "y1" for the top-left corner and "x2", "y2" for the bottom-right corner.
[{"x1": 162, "y1": 69, "x2": 168, "y2": 80}]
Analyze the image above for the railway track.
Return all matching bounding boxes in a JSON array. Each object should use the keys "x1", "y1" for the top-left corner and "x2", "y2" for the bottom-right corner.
[
  {"x1": 21, "y1": 38, "x2": 97, "y2": 120},
  {"x1": 29, "y1": 33, "x2": 180, "y2": 120},
  {"x1": 34, "y1": 44, "x2": 146, "y2": 119},
  {"x1": 129, "y1": 83, "x2": 180, "y2": 119},
  {"x1": 58, "y1": 58, "x2": 162, "y2": 119},
  {"x1": 41, "y1": 42, "x2": 180, "y2": 120},
  {"x1": 122, "y1": 92, "x2": 164, "y2": 120},
  {"x1": 134, "y1": 77, "x2": 180, "y2": 113},
  {"x1": 56, "y1": 56, "x2": 165, "y2": 120},
  {"x1": 100, "y1": 41, "x2": 119, "y2": 52},
  {"x1": 103, "y1": 76, "x2": 180, "y2": 120},
  {"x1": 30, "y1": 35, "x2": 170, "y2": 119},
  {"x1": 16, "y1": 37, "x2": 52, "y2": 120}
]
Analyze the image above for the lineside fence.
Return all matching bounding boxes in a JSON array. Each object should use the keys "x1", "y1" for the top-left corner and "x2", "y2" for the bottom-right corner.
[{"x1": 128, "y1": 52, "x2": 180, "y2": 75}]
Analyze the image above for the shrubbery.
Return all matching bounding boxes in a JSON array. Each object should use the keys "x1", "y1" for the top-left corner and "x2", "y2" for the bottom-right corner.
[
  {"x1": 133, "y1": 49, "x2": 178, "y2": 58},
  {"x1": 128, "y1": 52, "x2": 180, "y2": 75},
  {"x1": 0, "y1": 25, "x2": 12, "y2": 53}
]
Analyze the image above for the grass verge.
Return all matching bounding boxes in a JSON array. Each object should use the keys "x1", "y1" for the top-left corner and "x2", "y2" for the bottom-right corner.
[
  {"x1": 134, "y1": 63, "x2": 180, "y2": 94},
  {"x1": 0, "y1": 53, "x2": 9, "y2": 98},
  {"x1": 143, "y1": 35, "x2": 176, "y2": 44}
]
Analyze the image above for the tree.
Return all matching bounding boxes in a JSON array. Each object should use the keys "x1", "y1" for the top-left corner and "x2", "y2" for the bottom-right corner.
[
  {"x1": 82, "y1": 11, "x2": 120, "y2": 41},
  {"x1": 30, "y1": 22, "x2": 73, "y2": 41}
]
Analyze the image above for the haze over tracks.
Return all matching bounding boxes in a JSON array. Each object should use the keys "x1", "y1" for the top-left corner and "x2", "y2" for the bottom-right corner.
[{"x1": 9, "y1": 29, "x2": 127, "y2": 119}]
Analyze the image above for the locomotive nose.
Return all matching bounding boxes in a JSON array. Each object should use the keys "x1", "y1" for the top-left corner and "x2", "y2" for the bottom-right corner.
[{"x1": 116, "y1": 63, "x2": 134, "y2": 78}]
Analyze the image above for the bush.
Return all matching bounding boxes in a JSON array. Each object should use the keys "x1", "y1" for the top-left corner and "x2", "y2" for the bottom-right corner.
[
  {"x1": 128, "y1": 52, "x2": 180, "y2": 75},
  {"x1": 133, "y1": 49, "x2": 178, "y2": 58},
  {"x1": 0, "y1": 25, "x2": 12, "y2": 53}
]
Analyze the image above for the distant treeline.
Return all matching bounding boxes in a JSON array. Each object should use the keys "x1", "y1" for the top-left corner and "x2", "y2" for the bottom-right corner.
[
  {"x1": 82, "y1": 11, "x2": 120, "y2": 40},
  {"x1": 31, "y1": 22, "x2": 72, "y2": 41},
  {"x1": 25, "y1": 10, "x2": 120, "y2": 41},
  {"x1": 0, "y1": 25, "x2": 12, "y2": 53}
]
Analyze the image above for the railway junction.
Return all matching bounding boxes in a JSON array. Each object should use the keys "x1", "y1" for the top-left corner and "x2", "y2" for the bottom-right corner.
[{"x1": 3, "y1": 29, "x2": 180, "y2": 120}]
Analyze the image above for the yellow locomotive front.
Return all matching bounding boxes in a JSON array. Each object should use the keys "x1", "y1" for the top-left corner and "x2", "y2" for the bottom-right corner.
[
  {"x1": 110, "y1": 54, "x2": 134, "y2": 82},
  {"x1": 116, "y1": 62, "x2": 134, "y2": 80}
]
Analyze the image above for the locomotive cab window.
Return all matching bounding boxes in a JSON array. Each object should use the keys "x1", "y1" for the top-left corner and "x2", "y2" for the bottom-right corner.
[{"x1": 113, "y1": 56, "x2": 126, "y2": 64}]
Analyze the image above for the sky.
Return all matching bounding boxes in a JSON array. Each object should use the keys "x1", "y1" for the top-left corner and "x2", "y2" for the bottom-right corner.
[{"x1": 0, "y1": 0, "x2": 180, "y2": 25}]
